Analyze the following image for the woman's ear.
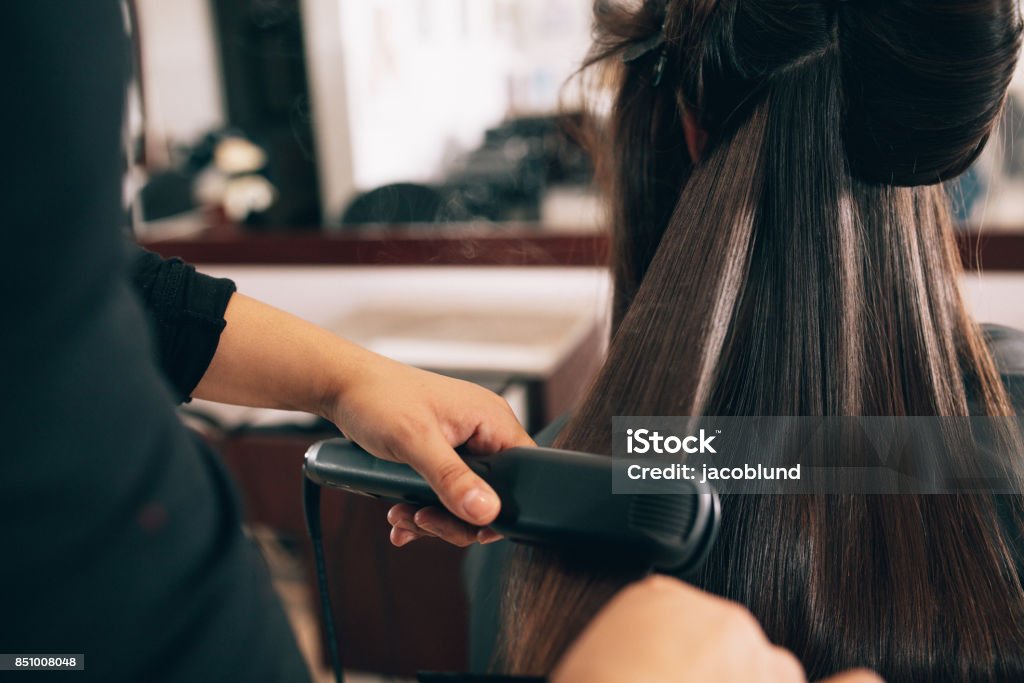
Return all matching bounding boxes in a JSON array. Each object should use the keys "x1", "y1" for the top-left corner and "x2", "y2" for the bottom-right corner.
[{"x1": 683, "y1": 108, "x2": 707, "y2": 164}]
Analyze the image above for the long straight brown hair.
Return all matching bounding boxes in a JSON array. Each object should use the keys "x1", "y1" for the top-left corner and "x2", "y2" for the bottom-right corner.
[{"x1": 500, "y1": 1, "x2": 1024, "y2": 680}]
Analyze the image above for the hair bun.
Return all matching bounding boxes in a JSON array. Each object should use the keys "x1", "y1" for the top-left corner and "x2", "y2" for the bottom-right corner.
[{"x1": 839, "y1": 1, "x2": 1022, "y2": 186}]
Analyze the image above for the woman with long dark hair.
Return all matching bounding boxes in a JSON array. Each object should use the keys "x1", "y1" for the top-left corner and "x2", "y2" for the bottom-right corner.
[
  {"x1": 499, "y1": 0, "x2": 1024, "y2": 679},
  {"x1": 392, "y1": 0, "x2": 1024, "y2": 680}
]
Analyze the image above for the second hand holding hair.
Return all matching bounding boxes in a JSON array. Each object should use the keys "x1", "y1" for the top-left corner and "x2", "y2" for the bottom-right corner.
[{"x1": 555, "y1": 576, "x2": 884, "y2": 683}]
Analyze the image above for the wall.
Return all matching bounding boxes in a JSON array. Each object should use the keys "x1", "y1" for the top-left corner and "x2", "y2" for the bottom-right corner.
[
  {"x1": 200, "y1": 265, "x2": 1024, "y2": 337},
  {"x1": 135, "y1": 0, "x2": 225, "y2": 163}
]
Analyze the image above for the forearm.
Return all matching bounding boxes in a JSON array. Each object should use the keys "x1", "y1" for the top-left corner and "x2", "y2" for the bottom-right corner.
[
  {"x1": 192, "y1": 292, "x2": 373, "y2": 418},
  {"x1": 193, "y1": 291, "x2": 531, "y2": 528}
]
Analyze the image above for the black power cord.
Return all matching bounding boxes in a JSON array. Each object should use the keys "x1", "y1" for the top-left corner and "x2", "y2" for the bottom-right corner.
[{"x1": 303, "y1": 474, "x2": 345, "y2": 683}]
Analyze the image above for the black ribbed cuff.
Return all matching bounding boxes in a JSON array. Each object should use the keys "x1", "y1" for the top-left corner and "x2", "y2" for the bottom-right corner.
[
  {"x1": 173, "y1": 266, "x2": 236, "y2": 402},
  {"x1": 132, "y1": 248, "x2": 236, "y2": 403}
]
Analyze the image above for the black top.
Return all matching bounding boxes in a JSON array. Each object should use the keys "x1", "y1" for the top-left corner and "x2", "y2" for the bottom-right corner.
[
  {"x1": 131, "y1": 247, "x2": 236, "y2": 402},
  {"x1": 1, "y1": 3, "x2": 309, "y2": 681}
]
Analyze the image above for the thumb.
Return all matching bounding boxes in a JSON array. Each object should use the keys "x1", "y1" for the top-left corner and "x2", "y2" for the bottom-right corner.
[
  {"x1": 407, "y1": 432, "x2": 501, "y2": 526},
  {"x1": 818, "y1": 671, "x2": 885, "y2": 683}
]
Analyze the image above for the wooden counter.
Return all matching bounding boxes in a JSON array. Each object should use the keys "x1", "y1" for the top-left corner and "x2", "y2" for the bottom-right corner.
[{"x1": 140, "y1": 223, "x2": 1024, "y2": 270}]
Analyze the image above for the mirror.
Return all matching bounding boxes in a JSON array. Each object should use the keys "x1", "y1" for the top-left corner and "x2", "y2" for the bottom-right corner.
[
  {"x1": 130, "y1": 0, "x2": 1024, "y2": 262},
  {"x1": 952, "y1": 70, "x2": 1024, "y2": 231},
  {"x1": 131, "y1": 0, "x2": 600, "y2": 235}
]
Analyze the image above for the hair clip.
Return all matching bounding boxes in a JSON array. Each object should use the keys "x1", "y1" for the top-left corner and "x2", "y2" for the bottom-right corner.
[
  {"x1": 622, "y1": 31, "x2": 666, "y2": 64},
  {"x1": 622, "y1": 22, "x2": 668, "y2": 86}
]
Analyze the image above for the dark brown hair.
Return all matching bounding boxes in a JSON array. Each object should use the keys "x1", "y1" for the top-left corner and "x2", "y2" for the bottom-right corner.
[{"x1": 500, "y1": 1, "x2": 1024, "y2": 680}]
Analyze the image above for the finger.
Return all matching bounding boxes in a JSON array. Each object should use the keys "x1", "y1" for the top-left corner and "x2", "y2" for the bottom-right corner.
[
  {"x1": 386, "y1": 506, "x2": 435, "y2": 535},
  {"x1": 818, "y1": 670, "x2": 885, "y2": 683},
  {"x1": 414, "y1": 507, "x2": 481, "y2": 547},
  {"x1": 390, "y1": 526, "x2": 419, "y2": 547},
  {"x1": 390, "y1": 526, "x2": 434, "y2": 545},
  {"x1": 463, "y1": 404, "x2": 535, "y2": 454},
  {"x1": 391, "y1": 519, "x2": 436, "y2": 537},
  {"x1": 387, "y1": 504, "x2": 421, "y2": 527},
  {"x1": 477, "y1": 528, "x2": 504, "y2": 544},
  {"x1": 768, "y1": 647, "x2": 807, "y2": 683},
  {"x1": 407, "y1": 432, "x2": 501, "y2": 526}
]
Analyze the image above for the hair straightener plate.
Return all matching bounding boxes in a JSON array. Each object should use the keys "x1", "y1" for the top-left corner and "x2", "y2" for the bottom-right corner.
[{"x1": 304, "y1": 439, "x2": 721, "y2": 575}]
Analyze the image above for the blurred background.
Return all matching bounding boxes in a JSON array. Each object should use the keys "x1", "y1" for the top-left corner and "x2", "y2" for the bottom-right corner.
[
  {"x1": 128, "y1": 0, "x2": 1024, "y2": 235},
  {"x1": 123, "y1": 1, "x2": 1024, "y2": 680},
  {"x1": 130, "y1": 0, "x2": 598, "y2": 232}
]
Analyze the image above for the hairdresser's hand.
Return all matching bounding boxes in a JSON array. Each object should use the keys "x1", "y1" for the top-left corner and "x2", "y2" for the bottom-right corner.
[
  {"x1": 191, "y1": 293, "x2": 531, "y2": 544},
  {"x1": 328, "y1": 352, "x2": 533, "y2": 545},
  {"x1": 554, "y1": 576, "x2": 883, "y2": 683}
]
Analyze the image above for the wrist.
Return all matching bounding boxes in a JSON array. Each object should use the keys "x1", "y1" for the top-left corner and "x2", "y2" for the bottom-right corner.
[{"x1": 313, "y1": 338, "x2": 382, "y2": 423}]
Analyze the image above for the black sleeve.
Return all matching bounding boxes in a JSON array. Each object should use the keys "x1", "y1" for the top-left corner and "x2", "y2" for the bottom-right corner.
[
  {"x1": 0, "y1": 3, "x2": 308, "y2": 681},
  {"x1": 131, "y1": 245, "x2": 237, "y2": 402},
  {"x1": 982, "y1": 324, "x2": 1024, "y2": 409}
]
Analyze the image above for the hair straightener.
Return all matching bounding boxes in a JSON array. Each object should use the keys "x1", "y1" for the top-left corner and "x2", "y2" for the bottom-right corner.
[{"x1": 302, "y1": 439, "x2": 721, "y2": 683}]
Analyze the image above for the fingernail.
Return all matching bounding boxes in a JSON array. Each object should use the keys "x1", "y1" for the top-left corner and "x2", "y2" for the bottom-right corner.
[
  {"x1": 461, "y1": 487, "x2": 498, "y2": 523},
  {"x1": 477, "y1": 528, "x2": 503, "y2": 544}
]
